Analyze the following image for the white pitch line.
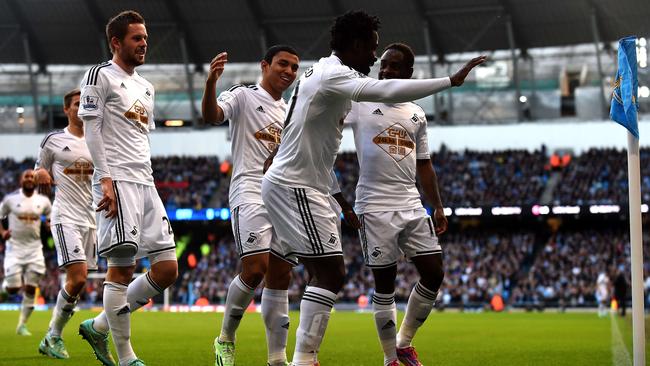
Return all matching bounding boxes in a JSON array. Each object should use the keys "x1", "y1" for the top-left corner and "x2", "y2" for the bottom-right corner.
[{"x1": 610, "y1": 313, "x2": 633, "y2": 366}]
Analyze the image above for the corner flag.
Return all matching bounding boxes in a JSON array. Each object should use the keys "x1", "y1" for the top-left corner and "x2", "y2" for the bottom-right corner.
[{"x1": 610, "y1": 36, "x2": 639, "y2": 138}]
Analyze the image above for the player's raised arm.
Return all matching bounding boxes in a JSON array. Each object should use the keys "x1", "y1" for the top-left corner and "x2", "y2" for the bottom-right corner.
[
  {"x1": 201, "y1": 52, "x2": 228, "y2": 124},
  {"x1": 342, "y1": 56, "x2": 486, "y2": 104}
]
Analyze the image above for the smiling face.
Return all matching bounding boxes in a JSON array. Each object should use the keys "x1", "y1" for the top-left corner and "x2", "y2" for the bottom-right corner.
[
  {"x1": 20, "y1": 169, "x2": 35, "y2": 193},
  {"x1": 378, "y1": 49, "x2": 413, "y2": 80},
  {"x1": 113, "y1": 23, "x2": 148, "y2": 68},
  {"x1": 262, "y1": 51, "x2": 300, "y2": 94}
]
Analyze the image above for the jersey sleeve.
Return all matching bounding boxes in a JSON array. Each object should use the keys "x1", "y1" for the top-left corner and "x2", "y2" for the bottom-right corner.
[
  {"x1": 0, "y1": 198, "x2": 7, "y2": 219},
  {"x1": 78, "y1": 67, "x2": 108, "y2": 119},
  {"x1": 148, "y1": 84, "x2": 156, "y2": 131},
  {"x1": 35, "y1": 137, "x2": 55, "y2": 172},
  {"x1": 415, "y1": 107, "x2": 430, "y2": 159},
  {"x1": 329, "y1": 169, "x2": 341, "y2": 195},
  {"x1": 42, "y1": 197, "x2": 52, "y2": 218},
  {"x1": 343, "y1": 102, "x2": 359, "y2": 126},
  {"x1": 217, "y1": 86, "x2": 246, "y2": 122},
  {"x1": 323, "y1": 66, "x2": 372, "y2": 102}
]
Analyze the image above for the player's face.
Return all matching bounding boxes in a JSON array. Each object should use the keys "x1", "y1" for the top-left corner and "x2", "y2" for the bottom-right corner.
[
  {"x1": 115, "y1": 23, "x2": 148, "y2": 67},
  {"x1": 378, "y1": 49, "x2": 412, "y2": 80},
  {"x1": 64, "y1": 94, "x2": 82, "y2": 127},
  {"x1": 20, "y1": 170, "x2": 35, "y2": 191},
  {"x1": 351, "y1": 31, "x2": 379, "y2": 75},
  {"x1": 262, "y1": 51, "x2": 299, "y2": 92}
]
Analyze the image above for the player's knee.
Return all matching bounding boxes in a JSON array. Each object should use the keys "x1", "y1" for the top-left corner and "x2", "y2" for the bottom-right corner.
[
  {"x1": 150, "y1": 262, "x2": 178, "y2": 289},
  {"x1": 241, "y1": 261, "x2": 268, "y2": 288},
  {"x1": 66, "y1": 275, "x2": 87, "y2": 296},
  {"x1": 314, "y1": 262, "x2": 345, "y2": 292},
  {"x1": 421, "y1": 267, "x2": 444, "y2": 292}
]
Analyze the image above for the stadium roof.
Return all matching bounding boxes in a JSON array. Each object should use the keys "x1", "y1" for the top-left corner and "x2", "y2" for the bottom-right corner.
[{"x1": 0, "y1": 0, "x2": 648, "y2": 71}]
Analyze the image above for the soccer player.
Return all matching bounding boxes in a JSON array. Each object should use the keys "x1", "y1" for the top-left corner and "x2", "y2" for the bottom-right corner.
[
  {"x1": 345, "y1": 43, "x2": 448, "y2": 366},
  {"x1": 596, "y1": 271, "x2": 610, "y2": 317},
  {"x1": 77, "y1": 11, "x2": 178, "y2": 366},
  {"x1": 201, "y1": 45, "x2": 300, "y2": 366},
  {"x1": 0, "y1": 169, "x2": 52, "y2": 336},
  {"x1": 35, "y1": 88, "x2": 102, "y2": 360},
  {"x1": 262, "y1": 11, "x2": 485, "y2": 366}
]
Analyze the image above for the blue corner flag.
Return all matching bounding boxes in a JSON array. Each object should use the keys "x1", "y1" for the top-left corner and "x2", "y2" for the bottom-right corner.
[{"x1": 610, "y1": 36, "x2": 639, "y2": 138}]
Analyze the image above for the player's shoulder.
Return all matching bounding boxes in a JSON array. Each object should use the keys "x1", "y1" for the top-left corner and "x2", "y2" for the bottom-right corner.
[
  {"x1": 2, "y1": 189, "x2": 21, "y2": 203},
  {"x1": 40, "y1": 129, "x2": 65, "y2": 148},
  {"x1": 35, "y1": 193, "x2": 51, "y2": 203},
  {"x1": 83, "y1": 61, "x2": 113, "y2": 86}
]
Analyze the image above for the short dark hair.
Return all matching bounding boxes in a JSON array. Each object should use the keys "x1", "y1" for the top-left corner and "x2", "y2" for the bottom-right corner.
[
  {"x1": 330, "y1": 10, "x2": 381, "y2": 52},
  {"x1": 263, "y1": 45, "x2": 299, "y2": 64},
  {"x1": 383, "y1": 43, "x2": 415, "y2": 69},
  {"x1": 106, "y1": 10, "x2": 145, "y2": 53},
  {"x1": 63, "y1": 88, "x2": 81, "y2": 109}
]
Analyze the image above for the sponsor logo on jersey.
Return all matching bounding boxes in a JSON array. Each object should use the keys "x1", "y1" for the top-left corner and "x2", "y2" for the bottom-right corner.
[
  {"x1": 82, "y1": 95, "x2": 98, "y2": 111},
  {"x1": 62, "y1": 146, "x2": 71, "y2": 152},
  {"x1": 124, "y1": 99, "x2": 149, "y2": 125},
  {"x1": 371, "y1": 247, "x2": 382, "y2": 258},
  {"x1": 120, "y1": 82, "x2": 127, "y2": 89},
  {"x1": 254, "y1": 121, "x2": 283, "y2": 153},
  {"x1": 255, "y1": 105, "x2": 265, "y2": 113},
  {"x1": 145, "y1": 88, "x2": 152, "y2": 97},
  {"x1": 130, "y1": 226, "x2": 138, "y2": 236},
  {"x1": 63, "y1": 158, "x2": 94, "y2": 182},
  {"x1": 411, "y1": 113, "x2": 420, "y2": 124},
  {"x1": 17, "y1": 213, "x2": 40, "y2": 223},
  {"x1": 372, "y1": 122, "x2": 415, "y2": 162},
  {"x1": 328, "y1": 233, "x2": 338, "y2": 245},
  {"x1": 246, "y1": 233, "x2": 257, "y2": 245},
  {"x1": 372, "y1": 108, "x2": 384, "y2": 116}
]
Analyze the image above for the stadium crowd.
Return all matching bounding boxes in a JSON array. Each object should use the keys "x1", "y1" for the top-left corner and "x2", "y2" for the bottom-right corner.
[{"x1": 1, "y1": 149, "x2": 649, "y2": 309}]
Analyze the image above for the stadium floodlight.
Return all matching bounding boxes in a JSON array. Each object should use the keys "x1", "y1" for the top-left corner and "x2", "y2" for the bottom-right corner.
[
  {"x1": 519, "y1": 95, "x2": 527, "y2": 103},
  {"x1": 588, "y1": 205, "x2": 621, "y2": 214}
]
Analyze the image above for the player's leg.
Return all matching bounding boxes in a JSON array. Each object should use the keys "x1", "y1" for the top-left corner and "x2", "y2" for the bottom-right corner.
[
  {"x1": 292, "y1": 255, "x2": 345, "y2": 366},
  {"x1": 4, "y1": 261, "x2": 27, "y2": 334},
  {"x1": 396, "y1": 210, "x2": 444, "y2": 366},
  {"x1": 41, "y1": 224, "x2": 92, "y2": 358},
  {"x1": 18, "y1": 262, "x2": 43, "y2": 335},
  {"x1": 361, "y1": 211, "x2": 402, "y2": 366},
  {"x1": 104, "y1": 262, "x2": 138, "y2": 366},
  {"x1": 40, "y1": 262, "x2": 87, "y2": 358},
  {"x1": 262, "y1": 252, "x2": 293, "y2": 366}
]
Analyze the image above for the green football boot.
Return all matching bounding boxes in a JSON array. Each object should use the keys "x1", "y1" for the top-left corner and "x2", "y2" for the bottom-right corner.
[
  {"x1": 38, "y1": 333, "x2": 70, "y2": 359},
  {"x1": 214, "y1": 337, "x2": 235, "y2": 366},
  {"x1": 78, "y1": 319, "x2": 116, "y2": 366},
  {"x1": 16, "y1": 324, "x2": 31, "y2": 336}
]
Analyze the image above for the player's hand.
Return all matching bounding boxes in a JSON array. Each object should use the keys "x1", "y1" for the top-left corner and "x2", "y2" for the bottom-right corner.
[
  {"x1": 1, "y1": 230, "x2": 11, "y2": 241},
  {"x1": 433, "y1": 207, "x2": 448, "y2": 235},
  {"x1": 450, "y1": 55, "x2": 487, "y2": 87},
  {"x1": 207, "y1": 52, "x2": 228, "y2": 83},
  {"x1": 34, "y1": 169, "x2": 53, "y2": 196},
  {"x1": 342, "y1": 209, "x2": 361, "y2": 229},
  {"x1": 97, "y1": 177, "x2": 118, "y2": 218}
]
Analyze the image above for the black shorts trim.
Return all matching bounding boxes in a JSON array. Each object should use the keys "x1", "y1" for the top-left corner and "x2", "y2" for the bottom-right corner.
[
  {"x1": 412, "y1": 250, "x2": 442, "y2": 256},
  {"x1": 59, "y1": 259, "x2": 87, "y2": 268},
  {"x1": 365, "y1": 262, "x2": 398, "y2": 269},
  {"x1": 147, "y1": 246, "x2": 176, "y2": 255},
  {"x1": 291, "y1": 251, "x2": 343, "y2": 259},
  {"x1": 240, "y1": 248, "x2": 271, "y2": 259},
  {"x1": 269, "y1": 249, "x2": 299, "y2": 266},
  {"x1": 98, "y1": 241, "x2": 138, "y2": 256}
]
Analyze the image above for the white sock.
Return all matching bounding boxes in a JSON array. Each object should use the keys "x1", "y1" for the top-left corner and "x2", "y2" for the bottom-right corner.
[
  {"x1": 103, "y1": 281, "x2": 137, "y2": 365},
  {"x1": 93, "y1": 272, "x2": 164, "y2": 334},
  {"x1": 262, "y1": 288, "x2": 289, "y2": 364},
  {"x1": 397, "y1": 282, "x2": 437, "y2": 348},
  {"x1": 373, "y1": 292, "x2": 398, "y2": 365},
  {"x1": 219, "y1": 275, "x2": 255, "y2": 343},
  {"x1": 292, "y1": 286, "x2": 337, "y2": 366},
  {"x1": 48, "y1": 288, "x2": 77, "y2": 337},
  {"x1": 19, "y1": 292, "x2": 35, "y2": 326}
]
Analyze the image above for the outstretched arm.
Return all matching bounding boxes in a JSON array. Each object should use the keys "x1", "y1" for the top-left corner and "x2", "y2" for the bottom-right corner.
[
  {"x1": 342, "y1": 56, "x2": 487, "y2": 103},
  {"x1": 201, "y1": 52, "x2": 228, "y2": 124}
]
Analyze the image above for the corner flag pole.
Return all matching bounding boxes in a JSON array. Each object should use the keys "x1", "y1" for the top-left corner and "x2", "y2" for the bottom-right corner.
[
  {"x1": 627, "y1": 130, "x2": 646, "y2": 366},
  {"x1": 611, "y1": 35, "x2": 645, "y2": 366}
]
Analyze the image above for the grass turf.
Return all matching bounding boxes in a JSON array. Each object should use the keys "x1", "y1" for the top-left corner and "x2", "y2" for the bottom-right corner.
[{"x1": 0, "y1": 309, "x2": 646, "y2": 365}]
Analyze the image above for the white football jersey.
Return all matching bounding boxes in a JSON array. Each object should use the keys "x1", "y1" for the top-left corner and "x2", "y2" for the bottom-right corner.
[
  {"x1": 218, "y1": 84, "x2": 286, "y2": 208},
  {"x1": 78, "y1": 61, "x2": 156, "y2": 186},
  {"x1": 0, "y1": 189, "x2": 51, "y2": 256},
  {"x1": 36, "y1": 127, "x2": 95, "y2": 228},
  {"x1": 345, "y1": 102, "x2": 430, "y2": 213},
  {"x1": 265, "y1": 54, "x2": 372, "y2": 194}
]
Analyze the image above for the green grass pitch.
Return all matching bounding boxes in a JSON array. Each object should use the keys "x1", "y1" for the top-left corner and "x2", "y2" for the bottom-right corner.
[{"x1": 0, "y1": 310, "x2": 647, "y2": 365}]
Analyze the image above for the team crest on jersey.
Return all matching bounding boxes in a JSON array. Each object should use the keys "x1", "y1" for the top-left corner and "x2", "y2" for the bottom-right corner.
[
  {"x1": 372, "y1": 123, "x2": 415, "y2": 162},
  {"x1": 82, "y1": 95, "x2": 98, "y2": 111},
  {"x1": 254, "y1": 121, "x2": 283, "y2": 153},
  {"x1": 124, "y1": 99, "x2": 149, "y2": 125},
  {"x1": 63, "y1": 158, "x2": 94, "y2": 182}
]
